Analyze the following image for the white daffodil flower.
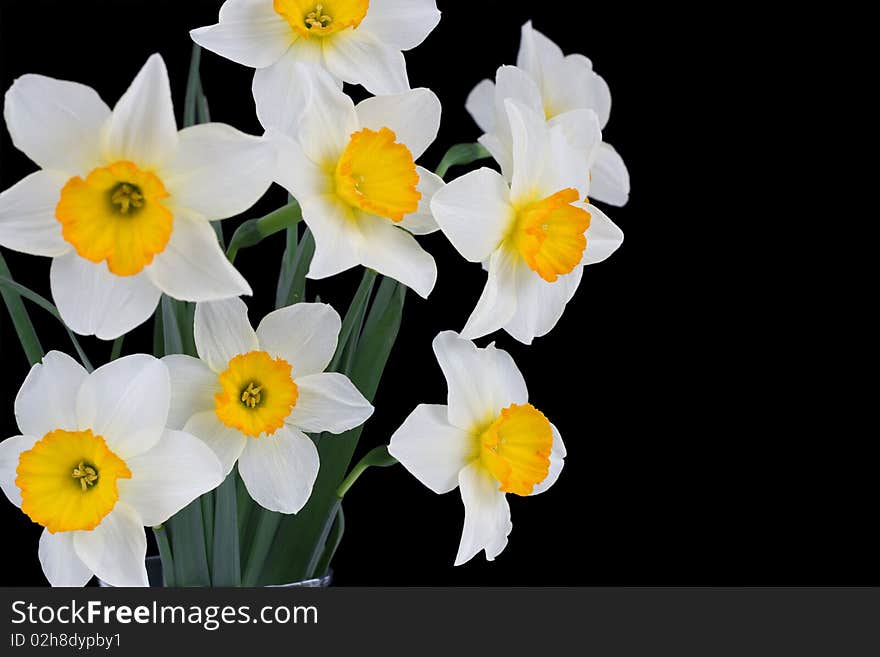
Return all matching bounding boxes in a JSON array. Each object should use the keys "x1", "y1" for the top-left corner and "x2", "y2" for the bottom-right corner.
[
  {"x1": 164, "y1": 297, "x2": 373, "y2": 514},
  {"x1": 262, "y1": 65, "x2": 443, "y2": 298},
  {"x1": 389, "y1": 331, "x2": 566, "y2": 566},
  {"x1": 0, "y1": 352, "x2": 223, "y2": 587},
  {"x1": 431, "y1": 100, "x2": 624, "y2": 345},
  {"x1": 191, "y1": 0, "x2": 441, "y2": 97},
  {"x1": 466, "y1": 21, "x2": 630, "y2": 207},
  {"x1": 0, "y1": 54, "x2": 274, "y2": 340}
]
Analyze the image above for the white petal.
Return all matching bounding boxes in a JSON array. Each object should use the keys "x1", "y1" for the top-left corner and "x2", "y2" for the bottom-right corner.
[
  {"x1": 549, "y1": 109, "x2": 603, "y2": 169},
  {"x1": 39, "y1": 529, "x2": 93, "y2": 587},
  {"x1": 50, "y1": 253, "x2": 161, "y2": 340},
  {"x1": 15, "y1": 351, "x2": 87, "y2": 437},
  {"x1": 398, "y1": 167, "x2": 443, "y2": 235},
  {"x1": 256, "y1": 303, "x2": 340, "y2": 377},
  {"x1": 238, "y1": 425, "x2": 318, "y2": 514},
  {"x1": 461, "y1": 248, "x2": 520, "y2": 341},
  {"x1": 0, "y1": 171, "x2": 72, "y2": 257},
  {"x1": 193, "y1": 297, "x2": 259, "y2": 373},
  {"x1": 0, "y1": 434, "x2": 39, "y2": 508},
  {"x1": 286, "y1": 372, "x2": 373, "y2": 434},
  {"x1": 554, "y1": 54, "x2": 611, "y2": 126},
  {"x1": 76, "y1": 354, "x2": 170, "y2": 459},
  {"x1": 302, "y1": 194, "x2": 362, "y2": 280},
  {"x1": 183, "y1": 411, "x2": 248, "y2": 477},
  {"x1": 73, "y1": 502, "x2": 148, "y2": 587},
  {"x1": 455, "y1": 462, "x2": 511, "y2": 566},
  {"x1": 119, "y1": 429, "x2": 223, "y2": 527},
  {"x1": 359, "y1": 0, "x2": 441, "y2": 51},
  {"x1": 146, "y1": 208, "x2": 252, "y2": 302},
  {"x1": 493, "y1": 65, "x2": 544, "y2": 151},
  {"x1": 504, "y1": 264, "x2": 583, "y2": 345},
  {"x1": 531, "y1": 423, "x2": 566, "y2": 496},
  {"x1": 388, "y1": 404, "x2": 473, "y2": 494},
  {"x1": 102, "y1": 54, "x2": 178, "y2": 168},
  {"x1": 162, "y1": 355, "x2": 219, "y2": 430},
  {"x1": 354, "y1": 88, "x2": 441, "y2": 160},
  {"x1": 298, "y1": 65, "x2": 358, "y2": 165},
  {"x1": 506, "y1": 99, "x2": 554, "y2": 204},
  {"x1": 190, "y1": 0, "x2": 293, "y2": 68},
  {"x1": 430, "y1": 167, "x2": 513, "y2": 263},
  {"x1": 253, "y1": 54, "x2": 311, "y2": 135},
  {"x1": 465, "y1": 78, "x2": 496, "y2": 134},
  {"x1": 582, "y1": 204, "x2": 624, "y2": 265},
  {"x1": 323, "y1": 29, "x2": 409, "y2": 95},
  {"x1": 432, "y1": 330, "x2": 528, "y2": 432},
  {"x1": 358, "y1": 213, "x2": 437, "y2": 299},
  {"x1": 516, "y1": 21, "x2": 564, "y2": 94},
  {"x1": 590, "y1": 142, "x2": 631, "y2": 207},
  {"x1": 478, "y1": 132, "x2": 513, "y2": 181},
  {"x1": 3, "y1": 74, "x2": 110, "y2": 173},
  {"x1": 162, "y1": 123, "x2": 274, "y2": 220}
]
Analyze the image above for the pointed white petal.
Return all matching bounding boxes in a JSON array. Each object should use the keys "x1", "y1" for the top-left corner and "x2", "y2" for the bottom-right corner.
[
  {"x1": 493, "y1": 65, "x2": 544, "y2": 149},
  {"x1": 15, "y1": 351, "x2": 87, "y2": 438},
  {"x1": 257, "y1": 303, "x2": 340, "y2": 377},
  {"x1": 466, "y1": 78, "x2": 496, "y2": 134},
  {"x1": 271, "y1": 131, "x2": 330, "y2": 202},
  {"x1": 253, "y1": 53, "x2": 311, "y2": 134},
  {"x1": 359, "y1": 0, "x2": 441, "y2": 51},
  {"x1": 531, "y1": 423, "x2": 566, "y2": 496},
  {"x1": 554, "y1": 54, "x2": 611, "y2": 127},
  {"x1": 39, "y1": 529, "x2": 93, "y2": 587},
  {"x1": 388, "y1": 404, "x2": 473, "y2": 495},
  {"x1": 504, "y1": 264, "x2": 583, "y2": 345},
  {"x1": 76, "y1": 355, "x2": 169, "y2": 459},
  {"x1": 354, "y1": 88, "x2": 441, "y2": 160},
  {"x1": 582, "y1": 204, "x2": 624, "y2": 265},
  {"x1": 590, "y1": 142, "x2": 630, "y2": 207},
  {"x1": 358, "y1": 213, "x2": 437, "y2": 299},
  {"x1": 50, "y1": 253, "x2": 161, "y2": 340},
  {"x1": 478, "y1": 133, "x2": 512, "y2": 181},
  {"x1": 146, "y1": 208, "x2": 251, "y2": 302},
  {"x1": 506, "y1": 99, "x2": 555, "y2": 203},
  {"x1": 0, "y1": 435, "x2": 39, "y2": 508},
  {"x1": 286, "y1": 372, "x2": 373, "y2": 434},
  {"x1": 193, "y1": 297, "x2": 259, "y2": 373},
  {"x1": 190, "y1": 0, "x2": 293, "y2": 68},
  {"x1": 162, "y1": 123, "x2": 274, "y2": 220},
  {"x1": 516, "y1": 21, "x2": 564, "y2": 93},
  {"x1": 119, "y1": 430, "x2": 223, "y2": 527},
  {"x1": 3, "y1": 74, "x2": 110, "y2": 173},
  {"x1": 455, "y1": 462, "x2": 511, "y2": 566},
  {"x1": 323, "y1": 29, "x2": 409, "y2": 95},
  {"x1": 432, "y1": 331, "x2": 528, "y2": 432},
  {"x1": 430, "y1": 167, "x2": 513, "y2": 263},
  {"x1": 183, "y1": 411, "x2": 248, "y2": 477},
  {"x1": 162, "y1": 355, "x2": 219, "y2": 430},
  {"x1": 461, "y1": 248, "x2": 519, "y2": 341},
  {"x1": 302, "y1": 194, "x2": 363, "y2": 280},
  {"x1": 549, "y1": 109, "x2": 603, "y2": 169},
  {"x1": 238, "y1": 425, "x2": 319, "y2": 514},
  {"x1": 298, "y1": 65, "x2": 358, "y2": 164},
  {"x1": 73, "y1": 502, "x2": 148, "y2": 587},
  {"x1": 398, "y1": 167, "x2": 443, "y2": 235},
  {"x1": 0, "y1": 171, "x2": 70, "y2": 257}
]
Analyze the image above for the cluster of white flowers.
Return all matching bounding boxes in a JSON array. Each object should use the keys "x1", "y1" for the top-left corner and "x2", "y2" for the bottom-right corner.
[{"x1": 0, "y1": 1, "x2": 625, "y2": 585}]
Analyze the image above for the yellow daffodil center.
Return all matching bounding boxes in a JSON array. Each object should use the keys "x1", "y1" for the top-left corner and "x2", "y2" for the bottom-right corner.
[
  {"x1": 16, "y1": 429, "x2": 131, "y2": 534},
  {"x1": 335, "y1": 127, "x2": 421, "y2": 222},
  {"x1": 509, "y1": 188, "x2": 591, "y2": 283},
  {"x1": 274, "y1": 0, "x2": 369, "y2": 38},
  {"x1": 215, "y1": 351, "x2": 299, "y2": 438},
  {"x1": 479, "y1": 403, "x2": 552, "y2": 496},
  {"x1": 56, "y1": 160, "x2": 173, "y2": 277}
]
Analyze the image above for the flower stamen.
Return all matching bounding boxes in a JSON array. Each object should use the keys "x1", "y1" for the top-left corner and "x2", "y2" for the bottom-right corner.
[
  {"x1": 109, "y1": 183, "x2": 145, "y2": 215},
  {"x1": 72, "y1": 461, "x2": 99, "y2": 492},
  {"x1": 306, "y1": 4, "x2": 332, "y2": 28},
  {"x1": 241, "y1": 382, "x2": 263, "y2": 409}
]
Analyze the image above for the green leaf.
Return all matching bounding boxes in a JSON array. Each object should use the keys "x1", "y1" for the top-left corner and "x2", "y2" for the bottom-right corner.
[
  {"x1": 226, "y1": 200, "x2": 303, "y2": 264},
  {"x1": 0, "y1": 252, "x2": 43, "y2": 365},
  {"x1": 211, "y1": 472, "x2": 241, "y2": 586},
  {"x1": 201, "y1": 491, "x2": 214, "y2": 566},
  {"x1": 328, "y1": 268, "x2": 377, "y2": 373},
  {"x1": 241, "y1": 508, "x2": 283, "y2": 586},
  {"x1": 152, "y1": 525, "x2": 176, "y2": 587},
  {"x1": 110, "y1": 335, "x2": 124, "y2": 361},
  {"x1": 167, "y1": 499, "x2": 211, "y2": 587},
  {"x1": 183, "y1": 44, "x2": 202, "y2": 129},
  {"x1": 313, "y1": 505, "x2": 345, "y2": 579},
  {"x1": 161, "y1": 296, "x2": 184, "y2": 356},
  {"x1": 435, "y1": 142, "x2": 492, "y2": 179},
  {"x1": 275, "y1": 227, "x2": 299, "y2": 309}
]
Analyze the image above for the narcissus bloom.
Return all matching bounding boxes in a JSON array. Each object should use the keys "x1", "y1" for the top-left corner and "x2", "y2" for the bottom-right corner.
[
  {"x1": 191, "y1": 0, "x2": 441, "y2": 96},
  {"x1": 466, "y1": 22, "x2": 630, "y2": 207},
  {"x1": 165, "y1": 298, "x2": 373, "y2": 514},
  {"x1": 431, "y1": 100, "x2": 624, "y2": 345},
  {"x1": 0, "y1": 352, "x2": 223, "y2": 586},
  {"x1": 389, "y1": 332, "x2": 566, "y2": 565},
  {"x1": 0, "y1": 54, "x2": 274, "y2": 339},
  {"x1": 264, "y1": 66, "x2": 443, "y2": 298}
]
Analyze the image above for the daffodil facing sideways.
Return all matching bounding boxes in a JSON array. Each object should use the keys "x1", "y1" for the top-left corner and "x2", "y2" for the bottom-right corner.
[
  {"x1": 0, "y1": 352, "x2": 223, "y2": 586},
  {"x1": 466, "y1": 21, "x2": 631, "y2": 207},
  {"x1": 0, "y1": 54, "x2": 274, "y2": 340},
  {"x1": 164, "y1": 298, "x2": 374, "y2": 514},
  {"x1": 261, "y1": 65, "x2": 443, "y2": 298},
  {"x1": 431, "y1": 100, "x2": 624, "y2": 345},
  {"x1": 191, "y1": 0, "x2": 441, "y2": 98},
  {"x1": 389, "y1": 332, "x2": 565, "y2": 566}
]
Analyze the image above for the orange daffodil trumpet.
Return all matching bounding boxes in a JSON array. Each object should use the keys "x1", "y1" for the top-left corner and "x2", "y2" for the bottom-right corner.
[
  {"x1": 163, "y1": 298, "x2": 373, "y2": 514},
  {"x1": 466, "y1": 22, "x2": 630, "y2": 207},
  {"x1": 261, "y1": 65, "x2": 443, "y2": 298},
  {"x1": 0, "y1": 55, "x2": 274, "y2": 340},
  {"x1": 0, "y1": 352, "x2": 223, "y2": 586},
  {"x1": 389, "y1": 332, "x2": 566, "y2": 565}
]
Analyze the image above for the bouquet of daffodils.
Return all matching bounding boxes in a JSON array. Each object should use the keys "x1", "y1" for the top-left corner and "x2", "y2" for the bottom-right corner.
[{"x1": 0, "y1": 1, "x2": 625, "y2": 587}]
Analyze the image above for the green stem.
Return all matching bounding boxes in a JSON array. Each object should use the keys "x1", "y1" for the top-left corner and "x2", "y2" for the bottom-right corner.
[
  {"x1": 226, "y1": 200, "x2": 303, "y2": 264},
  {"x1": 313, "y1": 506, "x2": 345, "y2": 578},
  {"x1": 109, "y1": 335, "x2": 124, "y2": 361},
  {"x1": 435, "y1": 143, "x2": 492, "y2": 179},
  {"x1": 0, "y1": 252, "x2": 43, "y2": 365},
  {"x1": 183, "y1": 45, "x2": 202, "y2": 128},
  {"x1": 336, "y1": 446, "x2": 397, "y2": 499},
  {"x1": 152, "y1": 525, "x2": 176, "y2": 587}
]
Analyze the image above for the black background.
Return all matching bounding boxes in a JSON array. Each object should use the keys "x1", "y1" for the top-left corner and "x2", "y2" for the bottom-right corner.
[{"x1": 0, "y1": 1, "x2": 868, "y2": 586}]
